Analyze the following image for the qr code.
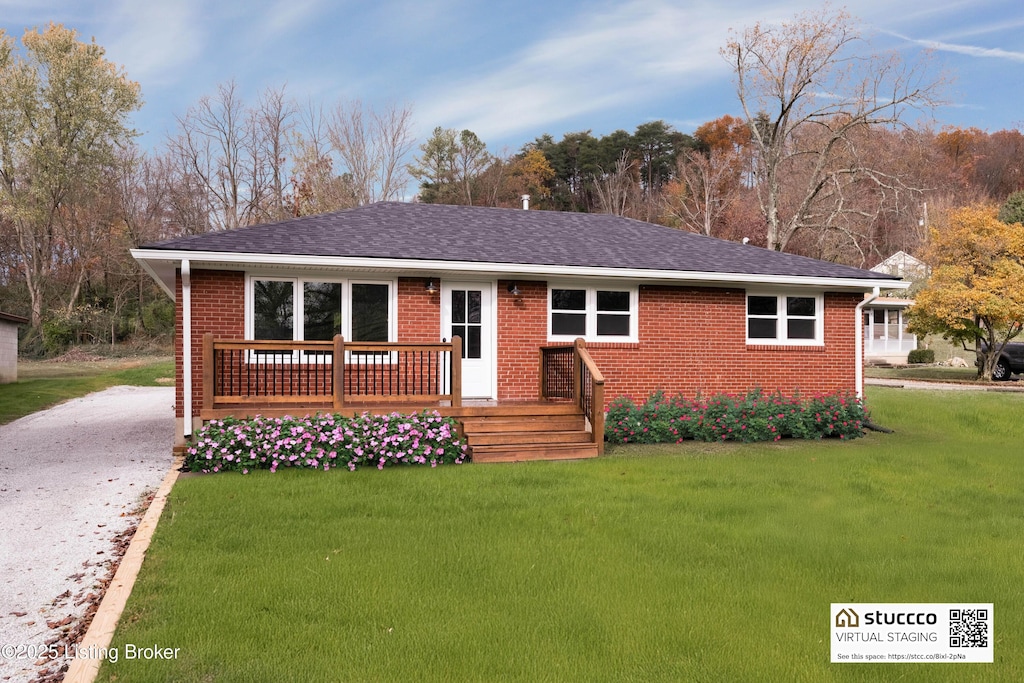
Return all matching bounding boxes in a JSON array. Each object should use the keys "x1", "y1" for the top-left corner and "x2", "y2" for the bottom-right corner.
[{"x1": 950, "y1": 609, "x2": 989, "y2": 648}]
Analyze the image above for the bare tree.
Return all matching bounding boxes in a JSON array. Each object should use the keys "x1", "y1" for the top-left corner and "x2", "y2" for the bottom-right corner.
[
  {"x1": 167, "y1": 80, "x2": 252, "y2": 230},
  {"x1": 593, "y1": 151, "x2": 637, "y2": 216},
  {"x1": 254, "y1": 85, "x2": 297, "y2": 221},
  {"x1": 167, "y1": 82, "x2": 304, "y2": 229},
  {"x1": 663, "y1": 148, "x2": 743, "y2": 236},
  {"x1": 114, "y1": 146, "x2": 177, "y2": 328},
  {"x1": 724, "y1": 6, "x2": 944, "y2": 252},
  {"x1": 290, "y1": 100, "x2": 357, "y2": 215},
  {"x1": 328, "y1": 100, "x2": 415, "y2": 204}
]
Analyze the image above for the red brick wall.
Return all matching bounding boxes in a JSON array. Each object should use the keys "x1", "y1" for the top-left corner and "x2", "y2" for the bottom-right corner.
[
  {"x1": 497, "y1": 280, "x2": 548, "y2": 400},
  {"x1": 175, "y1": 269, "x2": 246, "y2": 418},
  {"x1": 398, "y1": 277, "x2": 441, "y2": 342},
  {"x1": 495, "y1": 283, "x2": 861, "y2": 409},
  {"x1": 176, "y1": 271, "x2": 861, "y2": 417}
]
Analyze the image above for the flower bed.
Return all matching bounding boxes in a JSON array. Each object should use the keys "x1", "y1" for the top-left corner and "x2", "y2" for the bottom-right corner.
[
  {"x1": 186, "y1": 411, "x2": 469, "y2": 474},
  {"x1": 605, "y1": 389, "x2": 866, "y2": 445}
]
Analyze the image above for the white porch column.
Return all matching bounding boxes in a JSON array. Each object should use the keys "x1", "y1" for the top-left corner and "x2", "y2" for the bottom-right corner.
[{"x1": 181, "y1": 259, "x2": 193, "y2": 438}]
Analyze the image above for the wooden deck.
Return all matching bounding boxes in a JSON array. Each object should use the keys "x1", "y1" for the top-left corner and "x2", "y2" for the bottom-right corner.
[{"x1": 197, "y1": 336, "x2": 605, "y2": 463}]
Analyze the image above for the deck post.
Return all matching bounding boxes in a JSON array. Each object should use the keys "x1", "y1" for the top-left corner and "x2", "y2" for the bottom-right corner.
[
  {"x1": 593, "y1": 378, "x2": 605, "y2": 456},
  {"x1": 451, "y1": 336, "x2": 462, "y2": 408},
  {"x1": 202, "y1": 332, "x2": 214, "y2": 411},
  {"x1": 538, "y1": 347, "x2": 546, "y2": 400},
  {"x1": 573, "y1": 338, "x2": 584, "y2": 407},
  {"x1": 332, "y1": 334, "x2": 345, "y2": 411}
]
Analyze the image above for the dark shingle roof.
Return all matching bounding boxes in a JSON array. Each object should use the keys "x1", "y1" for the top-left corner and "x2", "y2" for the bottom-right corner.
[
  {"x1": 0, "y1": 311, "x2": 29, "y2": 325},
  {"x1": 145, "y1": 202, "x2": 899, "y2": 282}
]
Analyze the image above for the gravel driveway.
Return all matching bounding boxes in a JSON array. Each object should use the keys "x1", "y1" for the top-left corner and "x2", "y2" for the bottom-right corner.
[{"x1": 0, "y1": 386, "x2": 174, "y2": 682}]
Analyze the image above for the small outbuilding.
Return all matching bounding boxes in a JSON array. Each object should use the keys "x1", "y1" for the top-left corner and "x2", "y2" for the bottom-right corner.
[{"x1": 0, "y1": 311, "x2": 29, "y2": 384}]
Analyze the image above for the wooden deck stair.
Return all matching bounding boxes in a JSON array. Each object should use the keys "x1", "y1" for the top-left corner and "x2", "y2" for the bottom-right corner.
[{"x1": 456, "y1": 403, "x2": 600, "y2": 463}]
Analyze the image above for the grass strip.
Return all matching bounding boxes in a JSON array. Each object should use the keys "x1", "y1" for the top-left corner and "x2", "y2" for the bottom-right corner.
[
  {"x1": 97, "y1": 388, "x2": 1024, "y2": 682},
  {"x1": 863, "y1": 366, "x2": 982, "y2": 382},
  {"x1": 0, "y1": 358, "x2": 174, "y2": 424}
]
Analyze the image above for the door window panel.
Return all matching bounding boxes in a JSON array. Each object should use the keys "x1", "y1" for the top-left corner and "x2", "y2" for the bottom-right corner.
[{"x1": 451, "y1": 289, "x2": 483, "y2": 359}]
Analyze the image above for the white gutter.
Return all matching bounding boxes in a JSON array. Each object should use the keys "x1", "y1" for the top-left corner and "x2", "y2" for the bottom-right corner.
[
  {"x1": 131, "y1": 248, "x2": 909, "y2": 294},
  {"x1": 856, "y1": 286, "x2": 880, "y2": 399},
  {"x1": 181, "y1": 259, "x2": 193, "y2": 439}
]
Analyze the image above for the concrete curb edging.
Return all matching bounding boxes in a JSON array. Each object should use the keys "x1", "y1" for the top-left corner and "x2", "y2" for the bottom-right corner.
[{"x1": 62, "y1": 456, "x2": 182, "y2": 683}]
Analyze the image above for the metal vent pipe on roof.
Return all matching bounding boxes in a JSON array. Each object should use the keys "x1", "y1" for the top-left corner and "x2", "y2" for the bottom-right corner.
[{"x1": 522, "y1": 194, "x2": 530, "y2": 210}]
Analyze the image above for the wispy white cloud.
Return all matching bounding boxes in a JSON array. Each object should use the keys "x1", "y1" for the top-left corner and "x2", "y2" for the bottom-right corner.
[
  {"x1": 413, "y1": 0, "x2": 736, "y2": 140},
  {"x1": 5, "y1": 0, "x2": 1018, "y2": 151},
  {"x1": 250, "y1": 0, "x2": 327, "y2": 44},
  {"x1": 932, "y1": 16, "x2": 1024, "y2": 40},
  {"x1": 102, "y1": 0, "x2": 207, "y2": 85},
  {"x1": 890, "y1": 31, "x2": 1024, "y2": 62}
]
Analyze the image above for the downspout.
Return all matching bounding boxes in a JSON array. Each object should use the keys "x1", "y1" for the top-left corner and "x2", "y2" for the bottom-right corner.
[
  {"x1": 181, "y1": 259, "x2": 193, "y2": 439},
  {"x1": 856, "y1": 286, "x2": 880, "y2": 399}
]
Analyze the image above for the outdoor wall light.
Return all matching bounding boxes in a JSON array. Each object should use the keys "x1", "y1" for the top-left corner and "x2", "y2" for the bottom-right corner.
[
  {"x1": 425, "y1": 279, "x2": 438, "y2": 295},
  {"x1": 507, "y1": 282, "x2": 521, "y2": 297}
]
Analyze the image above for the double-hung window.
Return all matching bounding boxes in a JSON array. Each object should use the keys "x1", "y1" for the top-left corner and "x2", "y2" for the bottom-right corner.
[
  {"x1": 248, "y1": 276, "x2": 394, "y2": 360},
  {"x1": 549, "y1": 285, "x2": 637, "y2": 342},
  {"x1": 746, "y1": 293, "x2": 822, "y2": 344}
]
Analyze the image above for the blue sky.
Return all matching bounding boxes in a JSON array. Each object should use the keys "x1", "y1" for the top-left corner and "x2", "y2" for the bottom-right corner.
[{"x1": 2, "y1": 0, "x2": 1022, "y2": 155}]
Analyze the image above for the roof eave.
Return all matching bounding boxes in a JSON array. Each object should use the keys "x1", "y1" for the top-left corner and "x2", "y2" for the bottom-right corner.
[{"x1": 131, "y1": 248, "x2": 907, "y2": 295}]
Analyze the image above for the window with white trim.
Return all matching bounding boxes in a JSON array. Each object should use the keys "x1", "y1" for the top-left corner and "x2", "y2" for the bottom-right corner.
[
  {"x1": 248, "y1": 276, "x2": 394, "y2": 344},
  {"x1": 746, "y1": 293, "x2": 822, "y2": 344},
  {"x1": 548, "y1": 285, "x2": 637, "y2": 342}
]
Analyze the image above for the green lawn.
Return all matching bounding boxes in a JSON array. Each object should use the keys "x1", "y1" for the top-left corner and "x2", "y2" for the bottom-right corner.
[
  {"x1": 0, "y1": 356, "x2": 174, "y2": 424},
  {"x1": 97, "y1": 388, "x2": 1023, "y2": 682}
]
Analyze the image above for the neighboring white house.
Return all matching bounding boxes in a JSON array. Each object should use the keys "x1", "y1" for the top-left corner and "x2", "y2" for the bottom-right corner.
[
  {"x1": 862, "y1": 298, "x2": 917, "y2": 365},
  {"x1": 0, "y1": 311, "x2": 28, "y2": 384},
  {"x1": 863, "y1": 253, "x2": 928, "y2": 365},
  {"x1": 871, "y1": 250, "x2": 929, "y2": 280}
]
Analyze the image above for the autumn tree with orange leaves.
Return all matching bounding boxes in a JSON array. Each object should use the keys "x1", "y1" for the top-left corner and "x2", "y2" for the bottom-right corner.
[{"x1": 908, "y1": 206, "x2": 1024, "y2": 380}]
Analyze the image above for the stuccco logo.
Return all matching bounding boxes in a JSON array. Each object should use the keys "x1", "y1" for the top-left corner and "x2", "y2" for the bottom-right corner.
[
  {"x1": 835, "y1": 607, "x2": 938, "y2": 627},
  {"x1": 865, "y1": 611, "x2": 938, "y2": 626}
]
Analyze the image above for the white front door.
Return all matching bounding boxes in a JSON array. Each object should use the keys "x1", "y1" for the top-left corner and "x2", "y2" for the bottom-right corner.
[{"x1": 442, "y1": 282, "x2": 494, "y2": 399}]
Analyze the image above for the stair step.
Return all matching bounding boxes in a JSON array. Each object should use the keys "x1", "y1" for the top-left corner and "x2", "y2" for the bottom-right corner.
[
  {"x1": 471, "y1": 443, "x2": 599, "y2": 463},
  {"x1": 467, "y1": 430, "x2": 592, "y2": 446},
  {"x1": 453, "y1": 402, "x2": 579, "y2": 418},
  {"x1": 460, "y1": 416, "x2": 586, "y2": 433},
  {"x1": 454, "y1": 402, "x2": 599, "y2": 463}
]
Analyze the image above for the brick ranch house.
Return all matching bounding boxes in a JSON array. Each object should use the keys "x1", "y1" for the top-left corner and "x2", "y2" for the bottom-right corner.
[{"x1": 132, "y1": 202, "x2": 906, "y2": 461}]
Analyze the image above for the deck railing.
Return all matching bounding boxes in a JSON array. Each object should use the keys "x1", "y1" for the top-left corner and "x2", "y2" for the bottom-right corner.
[
  {"x1": 539, "y1": 338, "x2": 605, "y2": 455},
  {"x1": 202, "y1": 333, "x2": 461, "y2": 415}
]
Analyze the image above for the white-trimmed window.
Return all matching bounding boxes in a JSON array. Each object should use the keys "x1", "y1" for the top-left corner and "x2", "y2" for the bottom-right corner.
[
  {"x1": 746, "y1": 293, "x2": 822, "y2": 345},
  {"x1": 247, "y1": 275, "x2": 395, "y2": 348},
  {"x1": 548, "y1": 285, "x2": 637, "y2": 342}
]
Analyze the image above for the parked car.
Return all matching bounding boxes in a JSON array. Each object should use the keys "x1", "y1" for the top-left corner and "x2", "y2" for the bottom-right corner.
[{"x1": 978, "y1": 341, "x2": 1024, "y2": 380}]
